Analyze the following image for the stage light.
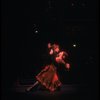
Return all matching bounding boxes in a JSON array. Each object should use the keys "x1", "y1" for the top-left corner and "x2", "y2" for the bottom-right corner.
[
  {"x1": 72, "y1": 3, "x2": 74, "y2": 6},
  {"x1": 73, "y1": 44, "x2": 76, "y2": 47},
  {"x1": 35, "y1": 30, "x2": 38, "y2": 34}
]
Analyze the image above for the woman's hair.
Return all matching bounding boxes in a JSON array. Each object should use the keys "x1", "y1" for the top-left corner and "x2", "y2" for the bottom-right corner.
[{"x1": 52, "y1": 44, "x2": 59, "y2": 50}]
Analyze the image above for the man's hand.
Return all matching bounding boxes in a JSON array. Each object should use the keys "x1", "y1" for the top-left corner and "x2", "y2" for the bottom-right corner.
[
  {"x1": 48, "y1": 43, "x2": 51, "y2": 48},
  {"x1": 65, "y1": 63, "x2": 70, "y2": 71}
]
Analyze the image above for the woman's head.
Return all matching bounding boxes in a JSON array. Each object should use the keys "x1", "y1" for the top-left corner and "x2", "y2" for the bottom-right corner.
[
  {"x1": 53, "y1": 44, "x2": 60, "y2": 53},
  {"x1": 48, "y1": 42, "x2": 60, "y2": 52}
]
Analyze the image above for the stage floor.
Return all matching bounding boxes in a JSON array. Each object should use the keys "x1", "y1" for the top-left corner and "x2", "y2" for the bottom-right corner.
[{"x1": 2, "y1": 83, "x2": 96, "y2": 100}]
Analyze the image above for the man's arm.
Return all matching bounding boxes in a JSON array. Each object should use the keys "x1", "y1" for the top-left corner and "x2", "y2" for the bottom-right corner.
[{"x1": 60, "y1": 58, "x2": 70, "y2": 71}]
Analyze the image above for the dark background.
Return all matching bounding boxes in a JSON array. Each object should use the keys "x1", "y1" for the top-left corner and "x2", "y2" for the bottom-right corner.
[{"x1": 1, "y1": 0, "x2": 99, "y2": 99}]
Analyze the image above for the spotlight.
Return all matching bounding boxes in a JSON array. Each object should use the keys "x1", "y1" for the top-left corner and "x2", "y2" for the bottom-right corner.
[
  {"x1": 73, "y1": 44, "x2": 76, "y2": 47},
  {"x1": 72, "y1": 3, "x2": 74, "y2": 6},
  {"x1": 35, "y1": 30, "x2": 38, "y2": 34}
]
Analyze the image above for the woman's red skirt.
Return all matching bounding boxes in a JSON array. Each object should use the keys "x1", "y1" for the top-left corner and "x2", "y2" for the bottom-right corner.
[{"x1": 36, "y1": 64, "x2": 62, "y2": 92}]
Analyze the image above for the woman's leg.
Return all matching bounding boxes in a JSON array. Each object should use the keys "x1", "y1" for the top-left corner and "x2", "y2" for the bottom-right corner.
[{"x1": 26, "y1": 81, "x2": 39, "y2": 91}]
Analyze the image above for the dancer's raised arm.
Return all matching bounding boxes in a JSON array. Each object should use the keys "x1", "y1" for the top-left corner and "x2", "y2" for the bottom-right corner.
[{"x1": 55, "y1": 51, "x2": 70, "y2": 71}]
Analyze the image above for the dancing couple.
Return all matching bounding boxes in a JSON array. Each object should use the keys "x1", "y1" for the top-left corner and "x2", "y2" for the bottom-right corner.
[{"x1": 26, "y1": 43, "x2": 70, "y2": 92}]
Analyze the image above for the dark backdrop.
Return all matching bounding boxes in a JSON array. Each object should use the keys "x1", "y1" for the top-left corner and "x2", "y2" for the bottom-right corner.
[{"x1": 1, "y1": 0, "x2": 99, "y2": 96}]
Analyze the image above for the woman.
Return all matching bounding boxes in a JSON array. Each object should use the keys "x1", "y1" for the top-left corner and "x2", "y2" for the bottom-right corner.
[{"x1": 26, "y1": 43, "x2": 70, "y2": 92}]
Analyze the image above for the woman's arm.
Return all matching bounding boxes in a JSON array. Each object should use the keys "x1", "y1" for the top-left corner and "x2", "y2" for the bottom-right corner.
[{"x1": 49, "y1": 49, "x2": 53, "y2": 55}]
